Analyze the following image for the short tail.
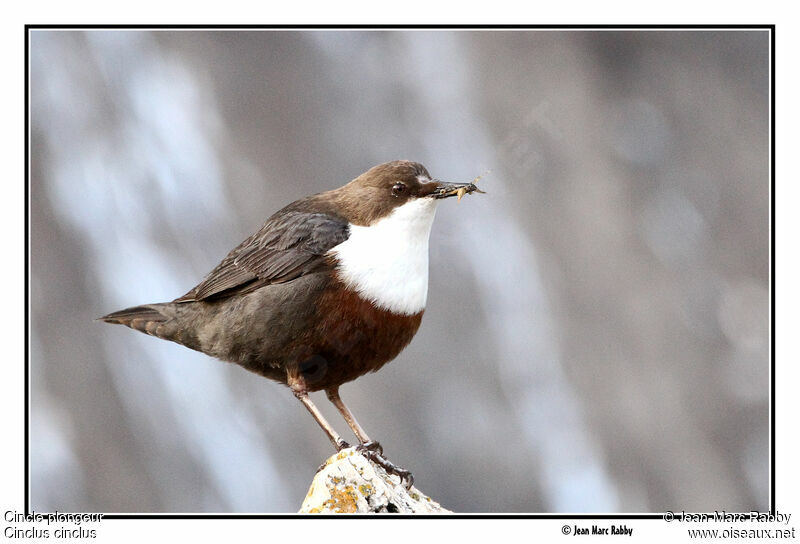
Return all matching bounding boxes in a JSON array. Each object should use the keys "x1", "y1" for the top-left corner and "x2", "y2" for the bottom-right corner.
[
  {"x1": 99, "y1": 302, "x2": 201, "y2": 351},
  {"x1": 98, "y1": 304, "x2": 169, "y2": 336}
]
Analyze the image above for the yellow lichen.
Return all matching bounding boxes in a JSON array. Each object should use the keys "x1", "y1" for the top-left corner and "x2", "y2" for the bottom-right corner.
[
  {"x1": 320, "y1": 449, "x2": 354, "y2": 469},
  {"x1": 321, "y1": 484, "x2": 359, "y2": 513},
  {"x1": 305, "y1": 482, "x2": 316, "y2": 501},
  {"x1": 335, "y1": 449, "x2": 355, "y2": 462}
]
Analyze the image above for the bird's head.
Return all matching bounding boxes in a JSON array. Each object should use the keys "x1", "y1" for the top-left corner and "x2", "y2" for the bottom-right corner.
[{"x1": 332, "y1": 160, "x2": 482, "y2": 226}]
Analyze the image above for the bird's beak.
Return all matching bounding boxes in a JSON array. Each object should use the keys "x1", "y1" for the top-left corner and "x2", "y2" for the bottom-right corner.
[{"x1": 428, "y1": 180, "x2": 486, "y2": 201}]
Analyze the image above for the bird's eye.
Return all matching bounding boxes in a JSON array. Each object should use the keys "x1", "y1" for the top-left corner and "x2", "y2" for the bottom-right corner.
[{"x1": 391, "y1": 183, "x2": 407, "y2": 197}]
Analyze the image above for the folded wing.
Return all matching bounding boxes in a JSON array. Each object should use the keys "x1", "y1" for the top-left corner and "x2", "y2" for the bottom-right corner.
[{"x1": 175, "y1": 210, "x2": 349, "y2": 302}]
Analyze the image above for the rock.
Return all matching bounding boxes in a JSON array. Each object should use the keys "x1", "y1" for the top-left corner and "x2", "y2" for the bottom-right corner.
[{"x1": 299, "y1": 448, "x2": 451, "y2": 513}]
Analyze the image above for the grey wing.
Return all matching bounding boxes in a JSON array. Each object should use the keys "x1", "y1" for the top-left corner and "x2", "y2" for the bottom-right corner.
[{"x1": 174, "y1": 211, "x2": 349, "y2": 302}]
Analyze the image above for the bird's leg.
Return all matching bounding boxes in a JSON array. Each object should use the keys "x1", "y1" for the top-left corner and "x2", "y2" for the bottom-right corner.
[
  {"x1": 326, "y1": 387, "x2": 413, "y2": 490},
  {"x1": 289, "y1": 377, "x2": 350, "y2": 452},
  {"x1": 326, "y1": 387, "x2": 381, "y2": 453}
]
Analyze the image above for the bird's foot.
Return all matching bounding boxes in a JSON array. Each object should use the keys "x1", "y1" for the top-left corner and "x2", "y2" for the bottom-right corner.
[
  {"x1": 355, "y1": 440, "x2": 383, "y2": 456},
  {"x1": 357, "y1": 446, "x2": 414, "y2": 490}
]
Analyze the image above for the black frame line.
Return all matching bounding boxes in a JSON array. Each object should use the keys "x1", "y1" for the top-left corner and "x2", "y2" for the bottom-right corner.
[
  {"x1": 25, "y1": 24, "x2": 773, "y2": 30},
  {"x1": 769, "y1": 25, "x2": 776, "y2": 518},
  {"x1": 23, "y1": 23, "x2": 776, "y2": 520},
  {"x1": 24, "y1": 23, "x2": 31, "y2": 517}
]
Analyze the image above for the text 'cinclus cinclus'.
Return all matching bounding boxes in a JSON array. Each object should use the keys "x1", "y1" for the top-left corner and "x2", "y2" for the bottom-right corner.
[{"x1": 100, "y1": 160, "x2": 484, "y2": 488}]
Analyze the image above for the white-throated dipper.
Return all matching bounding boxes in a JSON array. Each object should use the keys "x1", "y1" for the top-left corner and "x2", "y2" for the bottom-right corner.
[{"x1": 100, "y1": 160, "x2": 483, "y2": 488}]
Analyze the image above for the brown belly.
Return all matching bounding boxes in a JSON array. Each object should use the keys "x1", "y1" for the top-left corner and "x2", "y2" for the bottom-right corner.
[{"x1": 295, "y1": 279, "x2": 424, "y2": 391}]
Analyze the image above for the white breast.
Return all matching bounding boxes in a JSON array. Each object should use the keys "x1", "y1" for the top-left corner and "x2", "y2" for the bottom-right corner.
[{"x1": 329, "y1": 197, "x2": 438, "y2": 315}]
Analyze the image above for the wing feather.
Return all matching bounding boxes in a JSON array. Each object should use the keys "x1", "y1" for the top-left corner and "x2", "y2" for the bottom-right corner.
[{"x1": 175, "y1": 210, "x2": 349, "y2": 302}]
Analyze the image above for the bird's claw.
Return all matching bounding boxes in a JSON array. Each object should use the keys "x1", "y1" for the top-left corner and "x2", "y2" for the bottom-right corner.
[
  {"x1": 358, "y1": 448, "x2": 414, "y2": 490},
  {"x1": 356, "y1": 440, "x2": 384, "y2": 456}
]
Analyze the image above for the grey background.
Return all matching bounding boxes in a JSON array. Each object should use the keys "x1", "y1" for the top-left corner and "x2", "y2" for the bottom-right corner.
[{"x1": 29, "y1": 29, "x2": 770, "y2": 513}]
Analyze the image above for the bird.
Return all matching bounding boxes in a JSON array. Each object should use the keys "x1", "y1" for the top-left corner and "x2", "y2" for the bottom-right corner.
[{"x1": 100, "y1": 160, "x2": 483, "y2": 488}]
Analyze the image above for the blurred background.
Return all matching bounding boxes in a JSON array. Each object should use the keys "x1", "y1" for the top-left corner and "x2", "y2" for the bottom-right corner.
[{"x1": 29, "y1": 29, "x2": 770, "y2": 513}]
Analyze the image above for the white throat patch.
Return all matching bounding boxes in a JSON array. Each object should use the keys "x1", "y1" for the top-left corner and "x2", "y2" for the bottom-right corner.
[{"x1": 330, "y1": 197, "x2": 438, "y2": 315}]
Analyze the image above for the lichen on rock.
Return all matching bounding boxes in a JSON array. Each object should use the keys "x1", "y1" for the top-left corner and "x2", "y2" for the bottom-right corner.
[{"x1": 299, "y1": 448, "x2": 451, "y2": 514}]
